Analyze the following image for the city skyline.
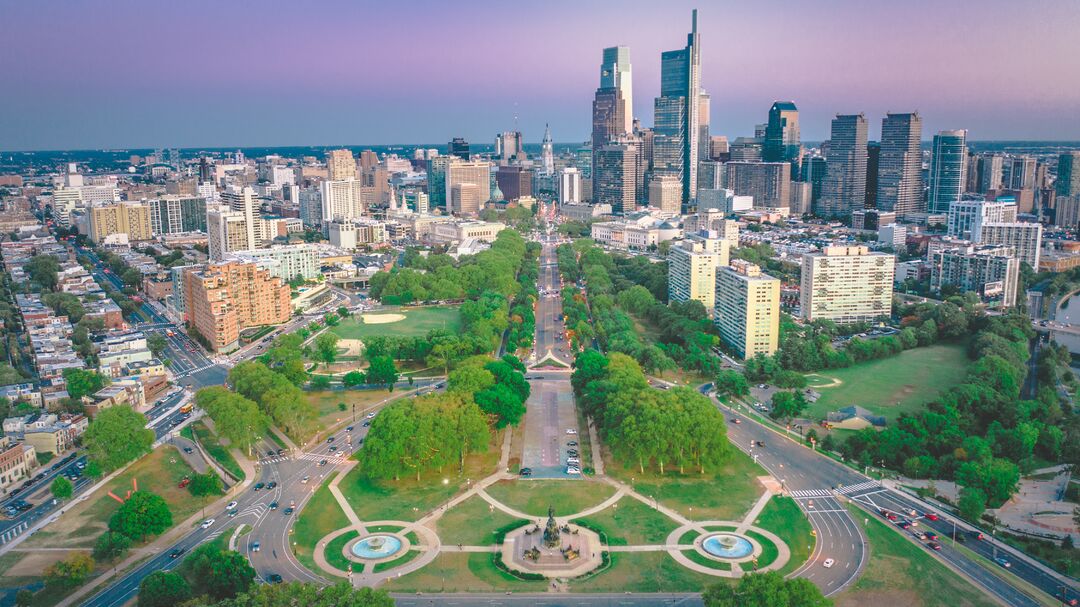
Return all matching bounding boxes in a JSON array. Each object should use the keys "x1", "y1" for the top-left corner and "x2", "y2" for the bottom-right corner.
[{"x1": 2, "y1": 0, "x2": 1080, "y2": 150}]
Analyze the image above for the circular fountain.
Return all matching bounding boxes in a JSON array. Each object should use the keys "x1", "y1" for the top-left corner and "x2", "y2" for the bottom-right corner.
[
  {"x1": 701, "y1": 533, "x2": 754, "y2": 559},
  {"x1": 350, "y1": 534, "x2": 403, "y2": 560}
]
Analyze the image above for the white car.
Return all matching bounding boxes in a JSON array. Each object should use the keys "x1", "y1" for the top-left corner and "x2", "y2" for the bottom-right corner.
[
  {"x1": 226, "y1": 501, "x2": 238, "y2": 510},
  {"x1": 200, "y1": 519, "x2": 216, "y2": 529},
  {"x1": 822, "y1": 558, "x2": 835, "y2": 568},
  {"x1": 566, "y1": 466, "x2": 581, "y2": 475},
  {"x1": 565, "y1": 429, "x2": 578, "y2": 435},
  {"x1": 365, "y1": 412, "x2": 375, "y2": 419},
  {"x1": 567, "y1": 457, "x2": 580, "y2": 465},
  {"x1": 301, "y1": 475, "x2": 310, "y2": 484}
]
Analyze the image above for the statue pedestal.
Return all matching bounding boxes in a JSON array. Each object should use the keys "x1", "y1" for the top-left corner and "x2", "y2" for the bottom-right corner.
[{"x1": 500, "y1": 523, "x2": 603, "y2": 579}]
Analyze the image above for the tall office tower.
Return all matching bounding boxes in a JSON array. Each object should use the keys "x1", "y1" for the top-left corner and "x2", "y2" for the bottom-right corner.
[
  {"x1": 1057, "y1": 152, "x2": 1080, "y2": 197},
  {"x1": 1055, "y1": 195, "x2": 1080, "y2": 228},
  {"x1": 496, "y1": 131, "x2": 524, "y2": 161},
  {"x1": 947, "y1": 199, "x2": 1017, "y2": 239},
  {"x1": 649, "y1": 174, "x2": 682, "y2": 213},
  {"x1": 594, "y1": 142, "x2": 641, "y2": 214},
  {"x1": 709, "y1": 136, "x2": 729, "y2": 160},
  {"x1": 668, "y1": 238, "x2": 725, "y2": 310},
  {"x1": 592, "y1": 47, "x2": 633, "y2": 173},
  {"x1": 698, "y1": 160, "x2": 723, "y2": 190},
  {"x1": 541, "y1": 124, "x2": 555, "y2": 174},
  {"x1": 698, "y1": 92, "x2": 711, "y2": 161},
  {"x1": 148, "y1": 196, "x2": 207, "y2": 234},
  {"x1": 653, "y1": 10, "x2": 702, "y2": 206},
  {"x1": 446, "y1": 159, "x2": 492, "y2": 209},
  {"x1": 198, "y1": 157, "x2": 213, "y2": 183},
  {"x1": 88, "y1": 202, "x2": 153, "y2": 244},
  {"x1": 448, "y1": 138, "x2": 470, "y2": 160},
  {"x1": 876, "y1": 112, "x2": 923, "y2": 217},
  {"x1": 800, "y1": 245, "x2": 895, "y2": 323},
  {"x1": 1004, "y1": 156, "x2": 1037, "y2": 190},
  {"x1": 928, "y1": 130, "x2": 968, "y2": 214},
  {"x1": 800, "y1": 156, "x2": 827, "y2": 206},
  {"x1": 763, "y1": 101, "x2": 801, "y2": 166},
  {"x1": 559, "y1": 167, "x2": 583, "y2": 205},
  {"x1": 358, "y1": 150, "x2": 379, "y2": 173},
  {"x1": 427, "y1": 156, "x2": 450, "y2": 209},
  {"x1": 723, "y1": 162, "x2": 791, "y2": 211},
  {"x1": 326, "y1": 149, "x2": 357, "y2": 181},
  {"x1": 965, "y1": 151, "x2": 980, "y2": 193},
  {"x1": 817, "y1": 114, "x2": 868, "y2": 217},
  {"x1": 864, "y1": 141, "x2": 880, "y2": 209},
  {"x1": 714, "y1": 261, "x2": 780, "y2": 359},
  {"x1": 496, "y1": 166, "x2": 534, "y2": 201},
  {"x1": 977, "y1": 154, "x2": 1004, "y2": 193},
  {"x1": 450, "y1": 183, "x2": 481, "y2": 217},
  {"x1": 320, "y1": 179, "x2": 366, "y2": 223}
]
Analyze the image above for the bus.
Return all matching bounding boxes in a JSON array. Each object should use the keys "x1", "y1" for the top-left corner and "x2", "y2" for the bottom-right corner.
[{"x1": 179, "y1": 403, "x2": 194, "y2": 415}]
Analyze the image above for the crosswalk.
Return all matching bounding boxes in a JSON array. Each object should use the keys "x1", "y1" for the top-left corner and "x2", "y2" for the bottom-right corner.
[
  {"x1": 0, "y1": 521, "x2": 29, "y2": 546},
  {"x1": 296, "y1": 452, "x2": 348, "y2": 465},
  {"x1": 789, "y1": 481, "x2": 881, "y2": 499}
]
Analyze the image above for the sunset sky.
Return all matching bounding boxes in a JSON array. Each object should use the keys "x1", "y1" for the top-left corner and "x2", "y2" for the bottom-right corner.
[{"x1": 2, "y1": 0, "x2": 1079, "y2": 149}]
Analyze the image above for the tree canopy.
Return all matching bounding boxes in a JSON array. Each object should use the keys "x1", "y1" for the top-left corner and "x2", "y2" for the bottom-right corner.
[
  {"x1": 178, "y1": 543, "x2": 256, "y2": 601},
  {"x1": 84, "y1": 406, "x2": 154, "y2": 471},
  {"x1": 108, "y1": 490, "x2": 172, "y2": 541},
  {"x1": 703, "y1": 572, "x2": 831, "y2": 607}
]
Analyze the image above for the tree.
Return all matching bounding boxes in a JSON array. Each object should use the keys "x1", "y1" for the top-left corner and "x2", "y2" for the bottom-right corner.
[
  {"x1": 138, "y1": 571, "x2": 191, "y2": 607},
  {"x1": 179, "y1": 543, "x2": 256, "y2": 601},
  {"x1": 310, "y1": 375, "x2": 331, "y2": 390},
  {"x1": 214, "y1": 582, "x2": 394, "y2": 606},
  {"x1": 448, "y1": 366, "x2": 496, "y2": 396},
  {"x1": 337, "y1": 306, "x2": 352, "y2": 318},
  {"x1": 84, "y1": 406, "x2": 154, "y2": 471},
  {"x1": 703, "y1": 571, "x2": 831, "y2": 607},
  {"x1": 26, "y1": 254, "x2": 60, "y2": 291},
  {"x1": 93, "y1": 531, "x2": 132, "y2": 561},
  {"x1": 341, "y1": 370, "x2": 365, "y2": 387},
  {"x1": 14, "y1": 589, "x2": 32, "y2": 607},
  {"x1": 187, "y1": 472, "x2": 223, "y2": 497},
  {"x1": 51, "y1": 476, "x2": 74, "y2": 500},
  {"x1": 196, "y1": 386, "x2": 265, "y2": 452},
  {"x1": 147, "y1": 333, "x2": 168, "y2": 358},
  {"x1": 714, "y1": 370, "x2": 750, "y2": 400},
  {"x1": 314, "y1": 332, "x2": 340, "y2": 367},
  {"x1": 84, "y1": 460, "x2": 103, "y2": 479},
  {"x1": 474, "y1": 383, "x2": 526, "y2": 428},
  {"x1": 958, "y1": 486, "x2": 987, "y2": 522},
  {"x1": 63, "y1": 367, "x2": 108, "y2": 399},
  {"x1": 109, "y1": 491, "x2": 173, "y2": 541},
  {"x1": 276, "y1": 358, "x2": 309, "y2": 386},
  {"x1": 364, "y1": 355, "x2": 399, "y2": 390},
  {"x1": 43, "y1": 552, "x2": 94, "y2": 590},
  {"x1": 770, "y1": 391, "x2": 807, "y2": 421}
]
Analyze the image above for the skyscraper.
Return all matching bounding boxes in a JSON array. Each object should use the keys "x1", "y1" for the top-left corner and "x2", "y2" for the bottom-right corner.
[
  {"x1": 592, "y1": 46, "x2": 633, "y2": 182},
  {"x1": 1057, "y1": 152, "x2": 1080, "y2": 197},
  {"x1": 326, "y1": 149, "x2": 357, "y2": 181},
  {"x1": 763, "y1": 101, "x2": 800, "y2": 166},
  {"x1": 876, "y1": 112, "x2": 924, "y2": 217},
  {"x1": 541, "y1": 124, "x2": 554, "y2": 174},
  {"x1": 448, "y1": 138, "x2": 470, "y2": 160},
  {"x1": 818, "y1": 114, "x2": 868, "y2": 217},
  {"x1": 594, "y1": 142, "x2": 641, "y2": 214},
  {"x1": 652, "y1": 10, "x2": 702, "y2": 206},
  {"x1": 496, "y1": 131, "x2": 524, "y2": 161},
  {"x1": 928, "y1": 130, "x2": 968, "y2": 214}
]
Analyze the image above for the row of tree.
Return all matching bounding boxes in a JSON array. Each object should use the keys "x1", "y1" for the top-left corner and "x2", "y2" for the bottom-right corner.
[
  {"x1": 139, "y1": 579, "x2": 393, "y2": 607},
  {"x1": 572, "y1": 351, "x2": 731, "y2": 474},
  {"x1": 227, "y1": 361, "x2": 319, "y2": 441},
  {"x1": 447, "y1": 355, "x2": 531, "y2": 428}
]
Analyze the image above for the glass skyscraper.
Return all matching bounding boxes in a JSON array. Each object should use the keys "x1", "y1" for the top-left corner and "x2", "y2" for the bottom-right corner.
[
  {"x1": 876, "y1": 112, "x2": 924, "y2": 217},
  {"x1": 652, "y1": 10, "x2": 701, "y2": 207},
  {"x1": 818, "y1": 114, "x2": 868, "y2": 218},
  {"x1": 928, "y1": 129, "x2": 968, "y2": 214}
]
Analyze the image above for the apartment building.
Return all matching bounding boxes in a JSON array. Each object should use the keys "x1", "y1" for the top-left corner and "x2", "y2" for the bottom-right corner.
[
  {"x1": 714, "y1": 260, "x2": 780, "y2": 358},
  {"x1": 800, "y1": 245, "x2": 895, "y2": 323},
  {"x1": 930, "y1": 245, "x2": 1019, "y2": 308},
  {"x1": 88, "y1": 202, "x2": 153, "y2": 243},
  {"x1": 668, "y1": 236, "x2": 728, "y2": 310},
  {"x1": 183, "y1": 261, "x2": 291, "y2": 352}
]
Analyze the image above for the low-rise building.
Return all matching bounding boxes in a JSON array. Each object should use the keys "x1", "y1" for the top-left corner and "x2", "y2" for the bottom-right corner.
[{"x1": 0, "y1": 438, "x2": 37, "y2": 492}]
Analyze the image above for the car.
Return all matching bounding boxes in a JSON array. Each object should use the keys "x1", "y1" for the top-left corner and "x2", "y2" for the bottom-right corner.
[
  {"x1": 276, "y1": 449, "x2": 284, "y2": 456},
  {"x1": 566, "y1": 429, "x2": 578, "y2": 435},
  {"x1": 169, "y1": 548, "x2": 185, "y2": 559},
  {"x1": 251, "y1": 541, "x2": 260, "y2": 552},
  {"x1": 755, "y1": 440, "x2": 765, "y2": 448},
  {"x1": 928, "y1": 541, "x2": 941, "y2": 551},
  {"x1": 318, "y1": 459, "x2": 328, "y2": 466},
  {"x1": 912, "y1": 530, "x2": 926, "y2": 540},
  {"x1": 519, "y1": 468, "x2": 532, "y2": 476},
  {"x1": 567, "y1": 456, "x2": 580, "y2": 463},
  {"x1": 365, "y1": 412, "x2": 375, "y2": 419},
  {"x1": 566, "y1": 466, "x2": 581, "y2": 474},
  {"x1": 327, "y1": 436, "x2": 335, "y2": 443},
  {"x1": 267, "y1": 481, "x2": 277, "y2": 489},
  {"x1": 284, "y1": 507, "x2": 294, "y2": 515},
  {"x1": 899, "y1": 522, "x2": 911, "y2": 530},
  {"x1": 974, "y1": 532, "x2": 985, "y2": 540},
  {"x1": 924, "y1": 512, "x2": 939, "y2": 521},
  {"x1": 178, "y1": 477, "x2": 191, "y2": 489},
  {"x1": 266, "y1": 451, "x2": 275, "y2": 457},
  {"x1": 566, "y1": 450, "x2": 579, "y2": 457},
  {"x1": 254, "y1": 482, "x2": 265, "y2": 491},
  {"x1": 267, "y1": 573, "x2": 283, "y2": 584},
  {"x1": 362, "y1": 421, "x2": 371, "y2": 427},
  {"x1": 269, "y1": 501, "x2": 278, "y2": 510},
  {"x1": 228, "y1": 510, "x2": 238, "y2": 518},
  {"x1": 730, "y1": 418, "x2": 741, "y2": 424},
  {"x1": 200, "y1": 519, "x2": 216, "y2": 529},
  {"x1": 822, "y1": 558, "x2": 835, "y2": 568},
  {"x1": 301, "y1": 476, "x2": 310, "y2": 484},
  {"x1": 566, "y1": 441, "x2": 578, "y2": 447},
  {"x1": 757, "y1": 384, "x2": 766, "y2": 389},
  {"x1": 182, "y1": 447, "x2": 194, "y2": 454},
  {"x1": 995, "y1": 556, "x2": 1011, "y2": 568},
  {"x1": 226, "y1": 501, "x2": 238, "y2": 510},
  {"x1": 925, "y1": 532, "x2": 938, "y2": 541},
  {"x1": 346, "y1": 426, "x2": 354, "y2": 432}
]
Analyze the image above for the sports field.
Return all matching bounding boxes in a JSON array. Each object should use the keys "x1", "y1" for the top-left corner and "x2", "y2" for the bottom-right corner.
[
  {"x1": 330, "y1": 306, "x2": 461, "y2": 340},
  {"x1": 804, "y1": 343, "x2": 970, "y2": 422}
]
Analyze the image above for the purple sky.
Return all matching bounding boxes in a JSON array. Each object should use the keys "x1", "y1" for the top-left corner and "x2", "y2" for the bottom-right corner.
[{"x1": 2, "y1": 0, "x2": 1079, "y2": 150}]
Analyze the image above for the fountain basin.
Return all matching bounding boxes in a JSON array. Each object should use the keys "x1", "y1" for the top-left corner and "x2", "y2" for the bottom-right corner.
[
  {"x1": 350, "y1": 534, "x2": 403, "y2": 559},
  {"x1": 701, "y1": 533, "x2": 754, "y2": 559}
]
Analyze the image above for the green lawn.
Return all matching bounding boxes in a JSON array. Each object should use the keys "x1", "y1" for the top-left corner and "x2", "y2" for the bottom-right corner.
[
  {"x1": 805, "y1": 343, "x2": 970, "y2": 422},
  {"x1": 570, "y1": 552, "x2": 724, "y2": 592},
  {"x1": 291, "y1": 473, "x2": 352, "y2": 573},
  {"x1": 751, "y1": 496, "x2": 813, "y2": 575},
  {"x1": 305, "y1": 388, "x2": 400, "y2": 439},
  {"x1": 836, "y1": 504, "x2": 997, "y2": 607},
  {"x1": 608, "y1": 447, "x2": 766, "y2": 522},
  {"x1": 190, "y1": 420, "x2": 245, "y2": 481},
  {"x1": 573, "y1": 495, "x2": 680, "y2": 545},
  {"x1": 330, "y1": 306, "x2": 462, "y2": 340},
  {"x1": 437, "y1": 495, "x2": 522, "y2": 546},
  {"x1": 384, "y1": 553, "x2": 548, "y2": 593},
  {"x1": 323, "y1": 530, "x2": 359, "y2": 573},
  {"x1": 372, "y1": 549, "x2": 421, "y2": 573},
  {"x1": 484, "y1": 479, "x2": 616, "y2": 518}
]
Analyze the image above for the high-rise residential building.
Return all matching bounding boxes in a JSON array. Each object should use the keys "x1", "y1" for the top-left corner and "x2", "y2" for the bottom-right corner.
[
  {"x1": 496, "y1": 131, "x2": 524, "y2": 161},
  {"x1": 593, "y1": 141, "x2": 642, "y2": 214},
  {"x1": 652, "y1": 10, "x2": 702, "y2": 206},
  {"x1": 724, "y1": 161, "x2": 791, "y2": 211},
  {"x1": 148, "y1": 196, "x2": 206, "y2": 235},
  {"x1": 800, "y1": 245, "x2": 895, "y2": 323},
  {"x1": 668, "y1": 237, "x2": 726, "y2": 310},
  {"x1": 88, "y1": 202, "x2": 153, "y2": 244},
  {"x1": 559, "y1": 168, "x2": 583, "y2": 205},
  {"x1": 763, "y1": 101, "x2": 800, "y2": 167},
  {"x1": 974, "y1": 221, "x2": 1042, "y2": 268},
  {"x1": 730, "y1": 137, "x2": 764, "y2": 162},
  {"x1": 975, "y1": 154, "x2": 1005, "y2": 193},
  {"x1": 818, "y1": 114, "x2": 868, "y2": 217},
  {"x1": 1055, "y1": 195, "x2": 1080, "y2": 229},
  {"x1": 864, "y1": 141, "x2": 880, "y2": 209},
  {"x1": 1004, "y1": 156, "x2": 1037, "y2": 190},
  {"x1": 320, "y1": 179, "x2": 367, "y2": 222},
  {"x1": 709, "y1": 136, "x2": 730, "y2": 160},
  {"x1": 183, "y1": 261, "x2": 291, "y2": 352},
  {"x1": 649, "y1": 174, "x2": 682, "y2": 214},
  {"x1": 358, "y1": 150, "x2": 379, "y2": 173},
  {"x1": 448, "y1": 138, "x2": 470, "y2": 160},
  {"x1": 445, "y1": 159, "x2": 492, "y2": 210},
  {"x1": 541, "y1": 124, "x2": 555, "y2": 174},
  {"x1": 496, "y1": 166, "x2": 534, "y2": 202},
  {"x1": 800, "y1": 155, "x2": 827, "y2": 207},
  {"x1": 876, "y1": 112, "x2": 923, "y2": 217},
  {"x1": 1058, "y1": 152, "x2": 1080, "y2": 197},
  {"x1": 698, "y1": 160, "x2": 723, "y2": 191},
  {"x1": 697, "y1": 189, "x2": 752, "y2": 214},
  {"x1": 928, "y1": 130, "x2": 968, "y2": 214},
  {"x1": 326, "y1": 149, "x2": 357, "y2": 181},
  {"x1": 946, "y1": 199, "x2": 1017, "y2": 239},
  {"x1": 298, "y1": 187, "x2": 322, "y2": 228},
  {"x1": 450, "y1": 183, "x2": 481, "y2": 217},
  {"x1": 930, "y1": 245, "x2": 1019, "y2": 308},
  {"x1": 228, "y1": 244, "x2": 319, "y2": 282},
  {"x1": 714, "y1": 261, "x2": 780, "y2": 359},
  {"x1": 207, "y1": 187, "x2": 281, "y2": 260}
]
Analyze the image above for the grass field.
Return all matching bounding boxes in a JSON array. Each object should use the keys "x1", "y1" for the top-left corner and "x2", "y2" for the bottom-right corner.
[
  {"x1": 305, "y1": 388, "x2": 400, "y2": 438},
  {"x1": 573, "y1": 495, "x2": 680, "y2": 545},
  {"x1": 484, "y1": 479, "x2": 616, "y2": 518},
  {"x1": 437, "y1": 495, "x2": 521, "y2": 546},
  {"x1": 608, "y1": 447, "x2": 766, "y2": 522},
  {"x1": 323, "y1": 530, "x2": 359, "y2": 572},
  {"x1": 330, "y1": 306, "x2": 461, "y2": 340},
  {"x1": 190, "y1": 420, "x2": 245, "y2": 481},
  {"x1": 751, "y1": 496, "x2": 814, "y2": 575},
  {"x1": 384, "y1": 553, "x2": 549, "y2": 593},
  {"x1": 23, "y1": 446, "x2": 216, "y2": 550},
  {"x1": 570, "y1": 552, "x2": 723, "y2": 592},
  {"x1": 836, "y1": 504, "x2": 997, "y2": 607},
  {"x1": 291, "y1": 473, "x2": 351, "y2": 573},
  {"x1": 804, "y1": 343, "x2": 970, "y2": 422}
]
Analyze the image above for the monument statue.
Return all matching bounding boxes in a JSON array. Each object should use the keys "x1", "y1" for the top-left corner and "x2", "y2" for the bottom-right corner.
[{"x1": 542, "y1": 506, "x2": 560, "y2": 548}]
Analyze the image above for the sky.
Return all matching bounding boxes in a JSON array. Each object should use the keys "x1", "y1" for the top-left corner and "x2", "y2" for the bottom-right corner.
[{"x1": 2, "y1": 0, "x2": 1079, "y2": 150}]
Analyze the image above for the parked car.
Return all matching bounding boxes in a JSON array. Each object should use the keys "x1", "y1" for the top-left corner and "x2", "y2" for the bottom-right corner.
[
  {"x1": 566, "y1": 466, "x2": 581, "y2": 475},
  {"x1": 565, "y1": 429, "x2": 578, "y2": 435},
  {"x1": 519, "y1": 468, "x2": 533, "y2": 477},
  {"x1": 566, "y1": 441, "x2": 578, "y2": 447}
]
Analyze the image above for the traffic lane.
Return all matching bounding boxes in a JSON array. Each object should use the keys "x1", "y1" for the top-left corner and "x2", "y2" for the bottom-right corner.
[
  {"x1": 393, "y1": 595, "x2": 704, "y2": 607},
  {"x1": 1, "y1": 453, "x2": 85, "y2": 509}
]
